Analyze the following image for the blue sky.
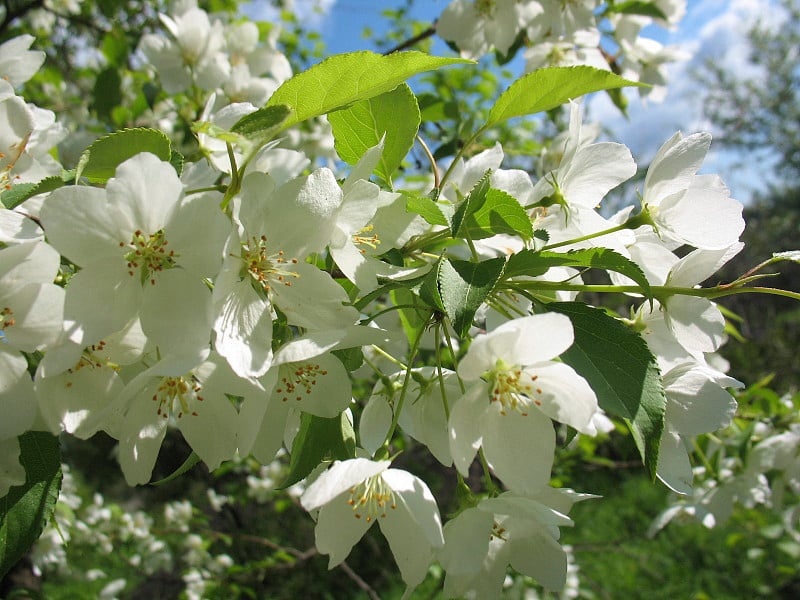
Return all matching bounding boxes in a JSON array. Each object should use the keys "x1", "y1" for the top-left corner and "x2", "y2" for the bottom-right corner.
[{"x1": 244, "y1": 0, "x2": 787, "y2": 204}]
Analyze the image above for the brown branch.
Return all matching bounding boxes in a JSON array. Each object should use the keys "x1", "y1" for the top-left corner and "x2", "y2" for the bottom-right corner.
[
  {"x1": 339, "y1": 560, "x2": 381, "y2": 600},
  {"x1": 384, "y1": 24, "x2": 437, "y2": 55}
]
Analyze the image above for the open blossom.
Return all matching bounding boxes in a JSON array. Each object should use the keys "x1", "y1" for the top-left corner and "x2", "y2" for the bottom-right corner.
[
  {"x1": 0, "y1": 35, "x2": 45, "y2": 87},
  {"x1": 437, "y1": 0, "x2": 541, "y2": 60},
  {"x1": 301, "y1": 458, "x2": 444, "y2": 597},
  {"x1": 449, "y1": 313, "x2": 597, "y2": 493},
  {"x1": 439, "y1": 488, "x2": 594, "y2": 597},
  {"x1": 102, "y1": 351, "x2": 264, "y2": 486},
  {"x1": 212, "y1": 168, "x2": 359, "y2": 378},
  {"x1": 639, "y1": 132, "x2": 744, "y2": 249},
  {"x1": 530, "y1": 101, "x2": 636, "y2": 254},
  {"x1": 139, "y1": 5, "x2": 230, "y2": 93}
]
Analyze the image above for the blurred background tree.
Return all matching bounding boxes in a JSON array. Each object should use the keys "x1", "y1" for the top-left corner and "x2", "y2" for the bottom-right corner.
[{"x1": 694, "y1": 0, "x2": 800, "y2": 392}]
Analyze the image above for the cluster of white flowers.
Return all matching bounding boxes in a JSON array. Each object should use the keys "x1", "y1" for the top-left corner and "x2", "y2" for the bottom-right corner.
[
  {"x1": 139, "y1": 0, "x2": 292, "y2": 107},
  {"x1": 437, "y1": 0, "x2": 689, "y2": 99},
  {"x1": 650, "y1": 399, "x2": 800, "y2": 538},
  {"x1": 0, "y1": 8, "x2": 780, "y2": 594}
]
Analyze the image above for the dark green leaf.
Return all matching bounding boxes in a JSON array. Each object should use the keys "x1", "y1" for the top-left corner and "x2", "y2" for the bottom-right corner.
[
  {"x1": 452, "y1": 169, "x2": 491, "y2": 237},
  {"x1": 281, "y1": 413, "x2": 356, "y2": 488},
  {"x1": 0, "y1": 432, "x2": 62, "y2": 579},
  {"x1": 548, "y1": 302, "x2": 666, "y2": 479},
  {"x1": 505, "y1": 248, "x2": 652, "y2": 298},
  {"x1": 150, "y1": 452, "x2": 200, "y2": 486},
  {"x1": 230, "y1": 104, "x2": 292, "y2": 141},
  {"x1": 463, "y1": 188, "x2": 534, "y2": 240},
  {"x1": 439, "y1": 257, "x2": 506, "y2": 336},
  {"x1": 91, "y1": 68, "x2": 122, "y2": 120}
]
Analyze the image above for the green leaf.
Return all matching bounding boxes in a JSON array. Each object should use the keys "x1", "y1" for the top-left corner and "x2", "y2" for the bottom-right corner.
[
  {"x1": 452, "y1": 170, "x2": 491, "y2": 237},
  {"x1": 487, "y1": 66, "x2": 645, "y2": 128},
  {"x1": 418, "y1": 256, "x2": 447, "y2": 313},
  {"x1": 230, "y1": 104, "x2": 292, "y2": 141},
  {"x1": 76, "y1": 128, "x2": 172, "y2": 183},
  {"x1": 281, "y1": 413, "x2": 356, "y2": 489},
  {"x1": 332, "y1": 347, "x2": 364, "y2": 372},
  {"x1": 505, "y1": 248, "x2": 652, "y2": 298},
  {"x1": 0, "y1": 432, "x2": 62, "y2": 579},
  {"x1": 609, "y1": 1, "x2": 669, "y2": 20},
  {"x1": 266, "y1": 51, "x2": 470, "y2": 129},
  {"x1": 439, "y1": 257, "x2": 506, "y2": 336},
  {"x1": 547, "y1": 302, "x2": 666, "y2": 479},
  {"x1": 328, "y1": 83, "x2": 420, "y2": 184},
  {"x1": 463, "y1": 188, "x2": 534, "y2": 240},
  {"x1": 91, "y1": 67, "x2": 122, "y2": 120},
  {"x1": 0, "y1": 172, "x2": 71, "y2": 210},
  {"x1": 405, "y1": 194, "x2": 450, "y2": 227},
  {"x1": 391, "y1": 287, "x2": 434, "y2": 346},
  {"x1": 150, "y1": 452, "x2": 200, "y2": 486}
]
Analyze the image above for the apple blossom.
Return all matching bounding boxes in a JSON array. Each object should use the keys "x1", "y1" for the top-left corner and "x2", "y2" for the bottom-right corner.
[
  {"x1": 301, "y1": 458, "x2": 444, "y2": 596},
  {"x1": 450, "y1": 313, "x2": 597, "y2": 493},
  {"x1": 40, "y1": 152, "x2": 229, "y2": 355}
]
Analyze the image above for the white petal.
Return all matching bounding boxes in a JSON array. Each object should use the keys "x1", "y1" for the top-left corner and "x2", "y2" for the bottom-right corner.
[
  {"x1": 382, "y1": 469, "x2": 444, "y2": 548},
  {"x1": 106, "y1": 153, "x2": 183, "y2": 235},
  {"x1": 378, "y1": 486, "x2": 437, "y2": 590},
  {"x1": 0, "y1": 437, "x2": 25, "y2": 496},
  {"x1": 656, "y1": 430, "x2": 693, "y2": 495},
  {"x1": 448, "y1": 384, "x2": 486, "y2": 477},
  {"x1": 165, "y1": 192, "x2": 228, "y2": 276},
  {"x1": 0, "y1": 347, "x2": 37, "y2": 439},
  {"x1": 178, "y1": 388, "x2": 238, "y2": 472},
  {"x1": 524, "y1": 362, "x2": 598, "y2": 434},
  {"x1": 359, "y1": 395, "x2": 393, "y2": 455},
  {"x1": 438, "y1": 507, "x2": 494, "y2": 575},
  {"x1": 508, "y1": 525, "x2": 568, "y2": 590},
  {"x1": 482, "y1": 408, "x2": 555, "y2": 495},
  {"x1": 301, "y1": 458, "x2": 389, "y2": 510},
  {"x1": 119, "y1": 385, "x2": 169, "y2": 485},
  {"x1": 665, "y1": 296, "x2": 725, "y2": 354},
  {"x1": 213, "y1": 276, "x2": 274, "y2": 378},
  {"x1": 40, "y1": 187, "x2": 125, "y2": 266},
  {"x1": 272, "y1": 354, "x2": 351, "y2": 418},
  {"x1": 141, "y1": 268, "x2": 213, "y2": 354},
  {"x1": 644, "y1": 132, "x2": 710, "y2": 204},
  {"x1": 561, "y1": 143, "x2": 635, "y2": 209},
  {"x1": 270, "y1": 261, "x2": 359, "y2": 329},
  {"x1": 663, "y1": 364, "x2": 737, "y2": 436},
  {"x1": 313, "y1": 488, "x2": 373, "y2": 567}
]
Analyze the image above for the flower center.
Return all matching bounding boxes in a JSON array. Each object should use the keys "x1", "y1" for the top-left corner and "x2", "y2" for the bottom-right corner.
[
  {"x1": 120, "y1": 229, "x2": 177, "y2": 285},
  {"x1": 352, "y1": 225, "x2": 380, "y2": 254},
  {"x1": 1, "y1": 306, "x2": 15, "y2": 329},
  {"x1": 490, "y1": 521, "x2": 508, "y2": 541},
  {"x1": 274, "y1": 362, "x2": 329, "y2": 403},
  {"x1": 240, "y1": 235, "x2": 299, "y2": 294},
  {"x1": 475, "y1": 0, "x2": 495, "y2": 17},
  {"x1": 347, "y1": 475, "x2": 396, "y2": 522},
  {"x1": 487, "y1": 360, "x2": 543, "y2": 416},
  {"x1": 151, "y1": 375, "x2": 204, "y2": 419},
  {"x1": 62, "y1": 341, "x2": 121, "y2": 389}
]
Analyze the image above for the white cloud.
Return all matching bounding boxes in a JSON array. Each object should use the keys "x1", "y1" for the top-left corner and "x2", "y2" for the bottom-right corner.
[{"x1": 588, "y1": 0, "x2": 788, "y2": 203}]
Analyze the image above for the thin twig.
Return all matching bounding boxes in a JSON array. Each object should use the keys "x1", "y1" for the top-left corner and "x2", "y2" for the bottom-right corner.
[
  {"x1": 339, "y1": 561, "x2": 381, "y2": 600},
  {"x1": 383, "y1": 24, "x2": 437, "y2": 55}
]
